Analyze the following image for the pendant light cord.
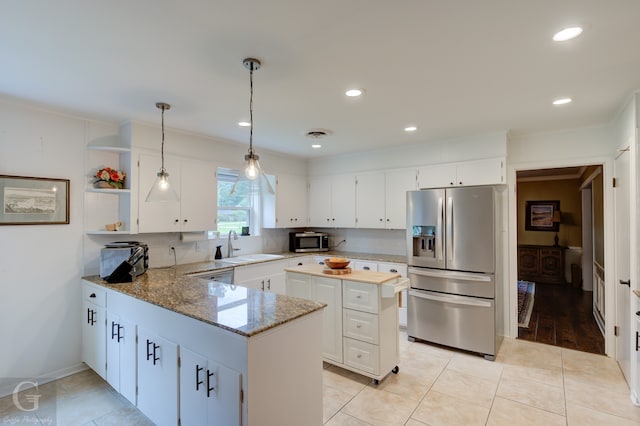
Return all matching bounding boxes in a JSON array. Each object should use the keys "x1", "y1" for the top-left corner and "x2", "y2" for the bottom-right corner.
[
  {"x1": 248, "y1": 63, "x2": 254, "y2": 156},
  {"x1": 160, "y1": 105, "x2": 166, "y2": 172}
]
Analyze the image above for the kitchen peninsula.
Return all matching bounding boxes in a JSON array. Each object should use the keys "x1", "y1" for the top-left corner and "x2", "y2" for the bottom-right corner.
[{"x1": 82, "y1": 268, "x2": 325, "y2": 426}]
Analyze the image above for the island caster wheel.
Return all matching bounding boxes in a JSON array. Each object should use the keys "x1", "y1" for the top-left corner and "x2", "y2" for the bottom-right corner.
[
  {"x1": 372, "y1": 379, "x2": 380, "y2": 385},
  {"x1": 392, "y1": 366, "x2": 399, "y2": 374}
]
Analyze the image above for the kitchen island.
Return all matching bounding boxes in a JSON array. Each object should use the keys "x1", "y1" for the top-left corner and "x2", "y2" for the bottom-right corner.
[
  {"x1": 284, "y1": 264, "x2": 409, "y2": 384},
  {"x1": 82, "y1": 268, "x2": 325, "y2": 426}
]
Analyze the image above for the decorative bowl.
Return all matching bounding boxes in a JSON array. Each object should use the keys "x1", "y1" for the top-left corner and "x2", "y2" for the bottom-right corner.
[{"x1": 324, "y1": 258, "x2": 350, "y2": 269}]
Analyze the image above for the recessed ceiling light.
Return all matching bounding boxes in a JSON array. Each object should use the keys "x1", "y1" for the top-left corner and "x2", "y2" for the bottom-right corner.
[
  {"x1": 238, "y1": 121, "x2": 251, "y2": 127},
  {"x1": 311, "y1": 144, "x2": 322, "y2": 149},
  {"x1": 553, "y1": 98, "x2": 572, "y2": 105},
  {"x1": 345, "y1": 89, "x2": 363, "y2": 97},
  {"x1": 553, "y1": 26, "x2": 583, "y2": 42},
  {"x1": 404, "y1": 126, "x2": 417, "y2": 132}
]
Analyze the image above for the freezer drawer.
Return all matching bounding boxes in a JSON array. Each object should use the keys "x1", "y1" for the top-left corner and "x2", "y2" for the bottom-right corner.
[
  {"x1": 407, "y1": 289, "x2": 496, "y2": 358},
  {"x1": 408, "y1": 267, "x2": 494, "y2": 298}
]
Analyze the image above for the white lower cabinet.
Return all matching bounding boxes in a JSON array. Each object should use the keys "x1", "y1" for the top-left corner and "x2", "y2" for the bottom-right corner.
[
  {"x1": 234, "y1": 260, "x2": 288, "y2": 294},
  {"x1": 82, "y1": 285, "x2": 106, "y2": 379},
  {"x1": 180, "y1": 346, "x2": 242, "y2": 426},
  {"x1": 105, "y1": 312, "x2": 136, "y2": 404},
  {"x1": 137, "y1": 328, "x2": 179, "y2": 426},
  {"x1": 315, "y1": 277, "x2": 343, "y2": 363}
]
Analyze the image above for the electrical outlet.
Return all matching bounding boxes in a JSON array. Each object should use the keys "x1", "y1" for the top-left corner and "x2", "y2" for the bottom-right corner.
[{"x1": 195, "y1": 241, "x2": 202, "y2": 252}]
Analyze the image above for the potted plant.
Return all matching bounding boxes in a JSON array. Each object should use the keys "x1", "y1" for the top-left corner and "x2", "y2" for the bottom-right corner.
[{"x1": 94, "y1": 167, "x2": 126, "y2": 189}]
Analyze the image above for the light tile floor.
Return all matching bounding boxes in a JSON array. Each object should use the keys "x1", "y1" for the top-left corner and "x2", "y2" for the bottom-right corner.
[{"x1": 1, "y1": 331, "x2": 639, "y2": 425}]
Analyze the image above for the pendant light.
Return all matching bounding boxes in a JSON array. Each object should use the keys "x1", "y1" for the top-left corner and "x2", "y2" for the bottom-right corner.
[
  {"x1": 231, "y1": 58, "x2": 274, "y2": 195},
  {"x1": 145, "y1": 102, "x2": 180, "y2": 202}
]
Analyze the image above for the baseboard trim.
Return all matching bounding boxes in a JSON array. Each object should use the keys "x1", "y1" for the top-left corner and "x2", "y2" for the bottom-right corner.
[{"x1": 0, "y1": 363, "x2": 89, "y2": 398}]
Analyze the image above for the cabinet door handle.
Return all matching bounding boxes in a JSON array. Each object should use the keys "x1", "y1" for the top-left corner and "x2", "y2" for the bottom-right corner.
[
  {"x1": 87, "y1": 308, "x2": 91, "y2": 325},
  {"x1": 153, "y1": 344, "x2": 160, "y2": 365},
  {"x1": 88, "y1": 309, "x2": 96, "y2": 326},
  {"x1": 261, "y1": 280, "x2": 265, "y2": 291},
  {"x1": 111, "y1": 321, "x2": 118, "y2": 340},
  {"x1": 146, "y1": 339, "x2": 160, "y2": 364},
  {"x1": 379, "y1": 218, "x2": 383, "y2": 222},
  {"x1": 636, "y1": 331, "x2": 639, "y2": 351},
  {"x1": 146, "y1": 339, "x2": 153, "y2": 362},
  {"x1": 184, "y1": 219, "x2": 188, "y2": 223},
  {"x1": 196, "y1": 365, "x2": 204, "y2": 391},
  {"x1": 619, "y1": 279, "x2": 631, "y2": 287},
  {"x1": 267, "y1": 279, "x2": 271, "y2": 290},
  {"x1": 207, "y1": 370, "x2": 216, "y2": 397},
  {"x1": 117, "y1": 324, "x2": 124, "y2": 342},
  {"x1": 175, "y1": 219, "x2": 179, "y2": 223}
]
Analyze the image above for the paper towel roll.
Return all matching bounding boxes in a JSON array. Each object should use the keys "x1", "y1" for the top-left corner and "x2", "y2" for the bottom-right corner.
[{"x1": 180, "y1": 231, "x2": 207, "y2": 242}]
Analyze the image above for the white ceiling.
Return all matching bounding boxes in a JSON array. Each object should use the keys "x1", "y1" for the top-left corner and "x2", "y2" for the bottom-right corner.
[{"x1": 2, "y1": 1, "x2": 639, "y2": 159}]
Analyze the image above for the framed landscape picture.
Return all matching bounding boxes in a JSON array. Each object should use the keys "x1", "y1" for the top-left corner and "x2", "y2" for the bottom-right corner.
[
  {"x1": 0, "y1": 175, "x2": 70, "y2": 225},
  {"x1": 525, "y1": 200, "x2": 559, "y2": 232}
]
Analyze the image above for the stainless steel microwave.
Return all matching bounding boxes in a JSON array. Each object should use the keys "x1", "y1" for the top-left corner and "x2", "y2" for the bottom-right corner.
[{"x1": 289, "y1": 232, "x2": 329, "y2": 252}]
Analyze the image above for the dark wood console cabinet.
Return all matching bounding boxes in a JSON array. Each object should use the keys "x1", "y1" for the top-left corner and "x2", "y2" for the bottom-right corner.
[{"x1": 517, "y1": 245, "x2": 566, "y2": 285}]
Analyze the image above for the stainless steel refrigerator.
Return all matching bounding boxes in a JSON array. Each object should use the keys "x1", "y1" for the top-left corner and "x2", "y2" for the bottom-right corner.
[{"x1": 406, "y1": 186, "x2": 498, "y2": 360}]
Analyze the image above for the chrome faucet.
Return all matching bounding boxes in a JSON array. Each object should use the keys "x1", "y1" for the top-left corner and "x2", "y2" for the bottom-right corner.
[{"x1": 227, "y1": 230, "x2": 238, "y2": 257}]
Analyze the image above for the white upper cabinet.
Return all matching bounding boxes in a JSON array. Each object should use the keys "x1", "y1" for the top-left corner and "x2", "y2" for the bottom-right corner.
[
  {"x1": 138, "y1": 153, "x2": 216, "y2": 233},
  {"x1": 417, "y1": 157, "x2": 504, "y2": 188},
  {"x1": 263, "y1": 174, "x2": 308, "y2": 228},
  {"x1": 309, "y1": 174, "x2": 356, "y2": 228},
  {"x1": 356, "y1": 169, "x2": 416, "y2": 229}
]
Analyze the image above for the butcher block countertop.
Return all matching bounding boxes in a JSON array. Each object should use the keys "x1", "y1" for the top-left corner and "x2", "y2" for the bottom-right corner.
[{"x1": 284, "y1": 263, "x2": 401, "y2": 285}]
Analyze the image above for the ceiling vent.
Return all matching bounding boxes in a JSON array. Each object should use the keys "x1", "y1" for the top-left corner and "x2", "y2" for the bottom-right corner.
[{"x1": 305, "y1": 129, "x2": 332, "y2": 138}]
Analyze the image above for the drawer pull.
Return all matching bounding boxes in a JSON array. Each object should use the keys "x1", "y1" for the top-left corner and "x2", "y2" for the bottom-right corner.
[
  {"x1": 356, "y1": 324, "x2": 362, "y2": 329},
  {"x1": 390, "y1": 269, "x2": 398, "y2": 273},
  {"x1": 89, "y1": 293, "x2": 96, "y2": 298},
  {"x1": 356, "y1": 295, "x2": 362, "y2": 299},
  {"x1": 356, "y1": 354, "x2": 362, "y2": 359},
  {"x1": 363, "y1": 266, "x2": 370, "y2": 271}
]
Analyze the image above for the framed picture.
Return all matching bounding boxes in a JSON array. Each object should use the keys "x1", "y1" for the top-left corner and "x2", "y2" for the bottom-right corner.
[
  {"x1": 0, "y1": 175, "x2": 70, "y2": 225},
  {"x1": 525, "y1": 200, "x2": 559, "y2": 232}
]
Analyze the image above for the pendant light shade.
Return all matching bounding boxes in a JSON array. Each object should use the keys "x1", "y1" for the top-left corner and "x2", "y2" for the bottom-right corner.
[
  {"x1": 146, "y1": 102, "x2": 180, "y2": 202},
  {"x1": 233, "y1": 58, "x2": 274, "y2": 195}
]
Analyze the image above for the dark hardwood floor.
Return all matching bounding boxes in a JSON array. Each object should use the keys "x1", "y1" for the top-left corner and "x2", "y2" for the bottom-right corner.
[{"x1": 518, "y1": 282, "x2": 605, "y2": 355}]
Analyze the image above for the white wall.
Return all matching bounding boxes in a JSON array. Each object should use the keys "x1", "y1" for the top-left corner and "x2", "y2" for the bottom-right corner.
[
  {"x1": 0, "y1": 99, "x2": 88, "y2": 387},
  {"x1": 309, "y1": 131, "x2": 507, "y2": 175}
]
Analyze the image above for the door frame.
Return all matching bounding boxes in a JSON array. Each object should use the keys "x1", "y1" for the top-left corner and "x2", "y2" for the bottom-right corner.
[{"x1": 506, "y1": 156, "x2": 616, "y2": 356}]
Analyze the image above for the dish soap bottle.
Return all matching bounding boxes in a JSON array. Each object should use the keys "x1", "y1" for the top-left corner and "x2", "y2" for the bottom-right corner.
[{"x1": 214, "y1": 245, "x2": 223, "y2": 260}]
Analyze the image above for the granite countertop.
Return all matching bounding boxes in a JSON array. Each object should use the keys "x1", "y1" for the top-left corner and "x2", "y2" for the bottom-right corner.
[
  {"x1": 284, "y1": 264, "x2": 401, "y2": 284},
  {"x1": 633, "y1": 290, "x2": 640, "y2": 299},
  {"x1": 83, "y1": 269, "x2": 325, "y2": 338}
]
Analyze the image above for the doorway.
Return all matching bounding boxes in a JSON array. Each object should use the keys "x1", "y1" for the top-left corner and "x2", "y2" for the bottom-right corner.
[{"x1": 515, "y1": 166, "x2": 605, "y2": 354}]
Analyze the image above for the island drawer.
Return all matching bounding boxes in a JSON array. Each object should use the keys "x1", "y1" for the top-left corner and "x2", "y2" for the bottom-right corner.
[
  {"x1": 343, "y1": 309, "x2": 378, "y2": 344},
  {"x1": 343, "y1": 337, "x2": 379, "y2": 375},
  {"x1": 343, "y1": 280, "x2": 378, "y2": 314}
]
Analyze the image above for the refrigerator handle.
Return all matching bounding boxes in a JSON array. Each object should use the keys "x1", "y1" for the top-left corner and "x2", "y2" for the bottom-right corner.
[
  {"x1": 437, "y1": 197, "x2": 444, "y2": 261},
  {"x1": 446, "y1": 195, "x2": 453, "y2": 262},
  {"x1": 409, "y1": 289, "x2": 492, "y2": 307}
]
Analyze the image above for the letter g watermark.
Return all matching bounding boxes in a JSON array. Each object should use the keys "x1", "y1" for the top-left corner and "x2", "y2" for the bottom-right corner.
[{"x1": 12, "y1": 380, "x2": 41, "y2": 412}]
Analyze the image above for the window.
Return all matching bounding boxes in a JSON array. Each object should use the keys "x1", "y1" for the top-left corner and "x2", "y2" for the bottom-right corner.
[{"x1": 217, "y1": 168, "x2": 253, "y2": 235}]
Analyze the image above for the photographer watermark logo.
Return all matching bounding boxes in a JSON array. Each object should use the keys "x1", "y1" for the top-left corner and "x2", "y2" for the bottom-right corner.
[
  {"x1": 12, "y1": 381, "x2": 41, "y2": 412},
  {"x1": 1, "y1": 378, "x2": 55, "y2": 425}
]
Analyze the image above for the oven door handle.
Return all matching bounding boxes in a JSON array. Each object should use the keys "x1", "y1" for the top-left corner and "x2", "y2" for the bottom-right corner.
[{"x1": 409, "y1": 289, "x2": 492, "y2": 307}]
